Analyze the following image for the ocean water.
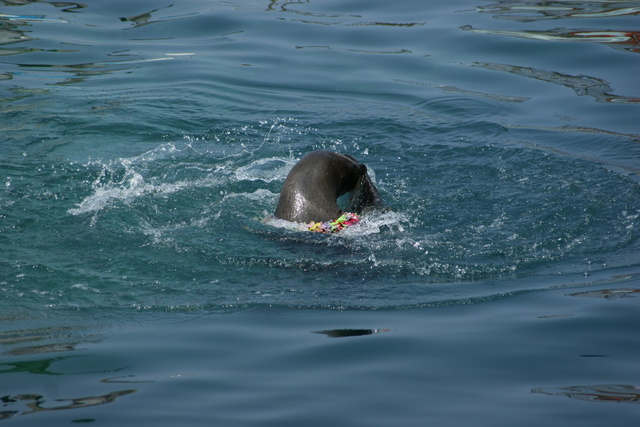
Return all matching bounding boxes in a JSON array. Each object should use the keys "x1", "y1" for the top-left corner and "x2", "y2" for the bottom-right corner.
[{"x1": 1, "y1": 0, "x2": 640, "y2": 425}]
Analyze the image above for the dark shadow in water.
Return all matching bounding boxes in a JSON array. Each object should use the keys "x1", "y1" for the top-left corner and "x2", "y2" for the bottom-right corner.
[
  {"x1": 0, "y1": 325, "x2": 101, "y2": 357},
  {"x1": 119, "y1": 4, "x2": 199, "y2": 30},
  {"x1": 0, "y1": 357, "x2": 71, "y2": 376},
  {"x1": 532, "y1": 384, "x2": 640, "y2": 403},
  {"x1": 0, "y1": 26, "x2": 34, "y2": 49},
  {"x1": 266, "y1": 0, "x2": 425, "y2": 27},
  {"x1": 472, "y1": 61, "x2": 640, "y2": 104},
  {"x1": 462, "y1": 25, "x2": 640, "y2": 54},
  {"x1": 0, "y1": 1, "x2": 86, "y2": 12},
  {"x1": 567, "y1": 288, "x2": 640, "y2": 299},
  {"x1": 0, "y1": 389, "x2": 136, "y2": 421},
  {"x1": 100, "y1": 375, "x2": 154, "y2": 384},
  {"x1": 267, "y1": 0, "x2": 311, "y2": 12},
  {"x1": 315, "y1": 328, "x2": 391, "y2": 338},
  {"x1": 0, "y1": 325, "x2": 103, "y2": 378},
  {"x1": 0, "y1": 324, "x2": 135, "y2": 421},
  {"x1": 0, "y1": 4, "x2": 192, "y2": 85},
  {"x1": 477, "y1": 1, "x2": 640, "y2": 22},
  {"x1": 119, "y1": 4, "x2": 174, "y2": 28},
  {"x1": 394, "y1": 78, "x2": 530, "y2": 103}
]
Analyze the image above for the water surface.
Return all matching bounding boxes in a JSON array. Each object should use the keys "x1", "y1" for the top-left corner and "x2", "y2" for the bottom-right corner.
[{"x1": 1, "y1": 0, "x2": 639, "y2": 425}]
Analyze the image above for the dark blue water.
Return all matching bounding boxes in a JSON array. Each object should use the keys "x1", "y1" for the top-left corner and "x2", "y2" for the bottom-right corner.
[{"x1": 1, "y1": 0, "x2": 640, "y2": 425}]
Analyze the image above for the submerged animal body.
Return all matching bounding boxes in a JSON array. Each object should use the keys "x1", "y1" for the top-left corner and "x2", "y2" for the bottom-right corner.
[{"x1": 274, "y1": 150, "x2": 383, "y2": 224}]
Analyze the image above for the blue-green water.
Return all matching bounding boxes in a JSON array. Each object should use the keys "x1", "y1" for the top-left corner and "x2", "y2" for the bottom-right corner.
[{"x1": 2, "y1": 0, "x2": 640, "y2": 425}]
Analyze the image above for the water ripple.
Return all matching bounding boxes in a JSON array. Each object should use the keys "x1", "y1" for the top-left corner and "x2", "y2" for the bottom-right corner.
[{"x1": 478, "y1": 0, "x2": 640, "y2": 21}]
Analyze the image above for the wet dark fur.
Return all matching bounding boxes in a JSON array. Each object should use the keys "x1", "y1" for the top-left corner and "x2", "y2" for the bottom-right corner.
[{"x1": 275, "y1": 150, "x2": 383, "y2": 223}]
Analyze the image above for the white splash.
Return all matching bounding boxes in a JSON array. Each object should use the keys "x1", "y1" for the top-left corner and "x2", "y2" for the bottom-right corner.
[
  {"x1": 67, "y1": 144, "x2": 225, "y2": 222},
  {"x1": 234, "y1": 157, "x2": 294, "y2": 183}
]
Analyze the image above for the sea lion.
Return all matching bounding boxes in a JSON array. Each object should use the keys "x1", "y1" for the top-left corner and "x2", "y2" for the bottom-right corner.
[{"x1": 274, "y1": 150, "x2": 383, "y2": 223}]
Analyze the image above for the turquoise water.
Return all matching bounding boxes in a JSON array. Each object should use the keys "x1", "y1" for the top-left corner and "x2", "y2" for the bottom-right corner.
[{"x1": 2, "y1": 0, "x2": 640, "y2": 425}]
